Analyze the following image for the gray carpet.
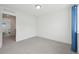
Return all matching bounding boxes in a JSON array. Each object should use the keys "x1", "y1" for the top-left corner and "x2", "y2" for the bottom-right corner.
[{"x1": 0, "y1": 36, "x2": 75, "y2": 54}]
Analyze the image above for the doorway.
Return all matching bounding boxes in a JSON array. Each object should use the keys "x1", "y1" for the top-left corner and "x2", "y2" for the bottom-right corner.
[{"x1": 2, "y1": 13, "x2": 16, "y2": 46}]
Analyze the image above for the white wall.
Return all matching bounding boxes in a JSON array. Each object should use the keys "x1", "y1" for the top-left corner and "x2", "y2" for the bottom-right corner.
[
  {"x1": 16, "y1": 11, "x2": 36, "y2": 41},
  {"x1": 0, "y1": 32, "x2": 2, "y2": 48},
  {"x1": 0, "y1": 6, "x2": 37, "y2": 42},
  {"x1": 0, "y1": 5, "x2": 71, "y2": 45},
  {"x1": 37, "y1": 8, "x2": 71, "y2": 44},
  {"x1": 77, "y1": 5, "x2": 79, "y2": 53}
]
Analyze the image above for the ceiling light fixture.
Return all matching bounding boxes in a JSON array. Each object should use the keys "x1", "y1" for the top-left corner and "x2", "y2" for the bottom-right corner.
[{"x1": 35, "y1": 5, "x2": 41, "y2": 10}]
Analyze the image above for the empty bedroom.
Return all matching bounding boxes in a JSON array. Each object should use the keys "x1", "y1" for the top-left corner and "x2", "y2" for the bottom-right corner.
[{"x1": 0, "y1": 4, "x2": 79, "y2": 54}]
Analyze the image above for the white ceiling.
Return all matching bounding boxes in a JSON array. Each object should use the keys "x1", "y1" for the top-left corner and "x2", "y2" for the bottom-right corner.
[{"x1": 0, "y1": 4, "x2": 72, "y2": 16}]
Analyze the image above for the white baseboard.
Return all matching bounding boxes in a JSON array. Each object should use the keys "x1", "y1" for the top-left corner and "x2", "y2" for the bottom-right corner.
[
  {"x1": 16, "y1": 35, "x2": 36, "y2": 42},
  {"x1": 37, "y1": 35, "x2": 71, "y2": 45}
]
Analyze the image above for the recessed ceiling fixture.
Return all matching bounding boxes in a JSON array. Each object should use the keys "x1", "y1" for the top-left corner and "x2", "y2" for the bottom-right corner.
[{"x1": 35, "y1": 5, "x2": 41, "y2": 10}]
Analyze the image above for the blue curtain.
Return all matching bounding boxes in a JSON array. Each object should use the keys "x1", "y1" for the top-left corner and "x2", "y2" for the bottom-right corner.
[{"x1": 72, "y1": 5, "x2": 77, "y2": 52}]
